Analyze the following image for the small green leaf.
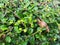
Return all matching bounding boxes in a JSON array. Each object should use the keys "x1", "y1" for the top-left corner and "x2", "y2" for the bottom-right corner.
[
  {"x1": 28, "y1": 28, "x2": 33, "y2": 34},
  {"x1": 5, "y1": 36, "x2": 11, "y2": 43},
  {"x1": 0, "y1": 25, "x2": 8, "y2": 31},
  {"x1": 29, "y1": 36, "x2": 35, "y2": 45},
  {"x1": 20, "y1": 39, "x2": 28, "y2": 45},
  {"x1": 0, "y1": 3, "x2": 4, "y2": 8},
  {"x1": 14, "y1": 26, "x2": 20, "y2": 33}
]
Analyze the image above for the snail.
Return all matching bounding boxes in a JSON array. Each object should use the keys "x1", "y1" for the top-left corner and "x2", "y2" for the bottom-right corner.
[{"x1": 37, "y1": 17, "x2": 49, "y2": 32}]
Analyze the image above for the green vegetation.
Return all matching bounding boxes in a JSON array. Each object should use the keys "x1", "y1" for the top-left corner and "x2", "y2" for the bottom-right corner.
[{"x1": 0, "y1": 0, "x2": 60, "y2": 45}]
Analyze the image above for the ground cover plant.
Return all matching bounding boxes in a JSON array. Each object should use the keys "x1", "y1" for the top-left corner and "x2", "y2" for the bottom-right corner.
[{"x1": 0, "y1": 0, "x2": 60, "y2": 45}]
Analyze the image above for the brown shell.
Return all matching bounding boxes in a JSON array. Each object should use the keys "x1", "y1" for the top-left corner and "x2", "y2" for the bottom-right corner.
[{"x1": 37, "y1": 18, "x2": 49, "y2": 32}]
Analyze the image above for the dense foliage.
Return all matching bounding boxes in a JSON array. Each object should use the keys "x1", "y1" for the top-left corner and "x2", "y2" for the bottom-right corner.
[{"x1": 0, "y1": 0, "x2": 60, "y2": 45}]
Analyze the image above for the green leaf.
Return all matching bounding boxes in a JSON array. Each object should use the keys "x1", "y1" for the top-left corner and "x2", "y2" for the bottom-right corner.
[
  {"x1": 1, "y1": 43, "x2": 5, "y2": 45},
  {"x1": 0, "y1": 3, "x2": 4, "y2": 8},
  {"x1": 1, "y1": 18, "x2": 8, "y2": 23},
  {"x1": 20, "y1": 39, "x2": 28, "y2": 45},
  {"x1": 0, "y1": 12, "x2": 4, "y2": 19},
  {"x1": 28, "y1": 28, "x2": 33, "y2": 34},
  {"x1": 0, "y1": 0, "x2": 9, "y2": 3},
  {"x1": 35, "y1": 34, "x2": 40, "y2": 39},
  {"x1": 14, "y1": 26, "x2": 20, "y2": 33},
  {"x1": 5, "y1": 36, "x2": 11, "y2": 43},
  {"x1": 0, "y1": 25, "x2": 8, "y2": 31},
  {"x1": 29, "y1": 36, "x2": 35, "y2": 45}
]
